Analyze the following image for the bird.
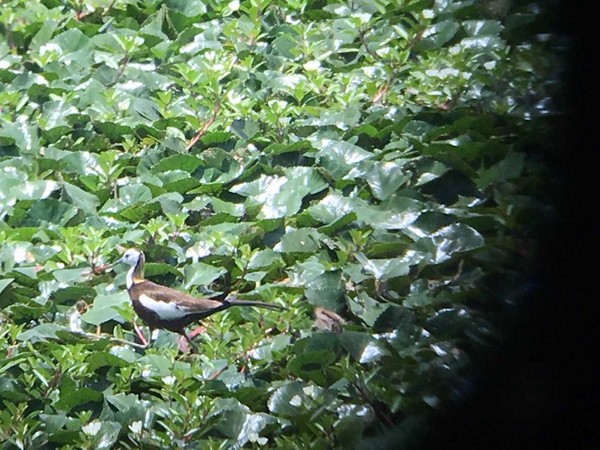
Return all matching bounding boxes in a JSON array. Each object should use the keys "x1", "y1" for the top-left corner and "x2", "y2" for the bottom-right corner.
[{"x1": 118, "y1": 248, "x2": 286, "y2": 348}]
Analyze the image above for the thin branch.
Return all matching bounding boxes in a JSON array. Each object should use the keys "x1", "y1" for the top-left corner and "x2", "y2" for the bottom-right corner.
[
  {"x1": 358, "y1": 29, "x2": 379, "y2": 60},
  {"x1": 350, "y1": 379, "x2": 395, "y2": 428},
  {"x1": 103, "y1": 0, "x2": 117, "y2": 16},
  {"x1": 114, "y1": 50, "x2": 130, "y2": 84},
  {"x1": 186, "y1": 99, "x2": 221, "y2": 151},
  {"x1": 81, "y1": 331, "x2": 148, "y2": 349},
  {"x1": 371, "y1": 77, "x2": 395, "y2": 105}
]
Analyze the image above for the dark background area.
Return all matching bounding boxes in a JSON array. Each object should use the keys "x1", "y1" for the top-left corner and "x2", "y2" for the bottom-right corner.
[{"x1": 424, "y1": 4, "x2": 596, "y2": 449}]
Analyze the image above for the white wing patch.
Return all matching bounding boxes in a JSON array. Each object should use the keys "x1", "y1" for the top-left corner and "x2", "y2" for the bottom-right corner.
[{"x1": 138, "y1": 294, "x2": 194, "y2": 320}]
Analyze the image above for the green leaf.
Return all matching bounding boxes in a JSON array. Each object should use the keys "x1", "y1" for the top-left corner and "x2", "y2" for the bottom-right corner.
[
  {"x1": 248, "y1": 334, "x2": 291, "y2": 362},
  {"x1": 105, "y1": 393, "x2": 144, "y2": 412},
  {"x1": 0, "y1": 377, "x2": 29, "y2": 402},
  {"x1": 118, "y1": 201, "x2": 161, "y2": 222},
  {"x1": 81, "y1": 293, "x2": 131, "y2": 326},
  {"x1": 231, "y1": 167, "x2": 327, "y2": 219},
  {"x1": 414, "y1": 160, "x2": 450, "y2": 186},
  {"x1": 306, "y1": 103, "x2": 362, "y2": 130},
  {"x1": 212, "y1": 398, "x2": 274, "y2": 448},
  {"x1": 308, "y1": 191, "x2": 355, "y2": 224},
  {"x1": 312, "y1": 138, "x2": 373, "y2": 178},
  {"x1": 140, "y1": 7, "x2": 170, "y2": 40},
  {"x1": 85, "y1": 421, "x2": 122, "y2": 450},
  {"x1": 0, "y1": 278, "x2": 14, "y2": 294},
  {"x1": 86, "y1": 352, "x2": 130, "y2": 371},
  {"x1": 14, "y1": 180, "x2": 58, "y2": 200},
  {"x1": 267, "y1": 381, "x2": 307, "y2": 417},
  {"x1": 247, "y1": 249, "x2": 282, "y2": 270},
  {"x1": 51, "y1": 285, "x2": 92, "y2": 304},
  {"x1": 154, "y1": 171, "x2": 200, "y2": 194},
  {"x1": 291, "y1": 257, "x2": 345, "y2": 310},
  {"x1": 275, "y1": 228, "x2": 323, "y2": 253},
  {"x1": 40, "y1": 100, "x2": 79, "y2": 133},
  {"x1": 463, "y1": 20, "x2": 503, "y2": 36},
  {"x1": 305, "y1": 271, "x2": 344, "y2": 311},
  {"x1": 476, "y1": 152, "x2": 526, "y2": 188},
  {"x1": 19, "y1": 199, "x2": 78, "y2": 226},
  {"x1": 121, "y1": 184, "x2": 153, "y2": 204},
  {"x1": 287, "y1": 349, "x2": 336, "y2": 380},
  {"x1": 414, "y1": 20, "x2": 460, "y2": 51},
  {"x1": 152, "y1": 154, "x2": 203, "y2": 173},
  {"x1": 347, "y1": 291, "x2": 388, "y2": 326},
  {"x1": 130, "y1": 97, "x2": 161, "y2": 122},
  {"x1": 402, "y1": 284, "x2": 437, "y2": 309},
  {"x1": 417, "y1": 223, "x2": 485, "y2": 264},
  {"x1": 136, "y1": 354, "x2": 173, "y2": 378},
  {"x1": 145, "y1": 262, "x2": 182, "y2": 278},
  {"x1": 230, "y1": 118, "x2": 260, "y2": 139},
  {"x1": 53, "y1": 267, "x2": 90, "y2": 283},
  {"x1": 354, "y1": 196, "x2": 424, "y2": 230},
  {"x1": 210, "y1": 197, "x2": 245, "y2": 217},
  {"x1": 17, "y1": 323, "x2": 62, "y2": 343},
  {"x1": 63, "y1": 182, "x2": 100, "y2": 214},
  {"x1": 403, "y1": 120, "x2": 432, "y2": 137},
  {"x1": 353, "y1": 160, "x2": 411, "y2": 200},
  {"x1": 52, "y1": 29, "x2": 91, "y2": 54},
  {"x1": 354, "y1": 254, "x2": 412, "y2": 281},
  {"x1": 167, "y1": 0, "x2": 208, "y2": 18},
  {"x1": 183, "y1": 262, "x2": 227, "y2": 289},
  {"x1": 30, "y1": 20, "x2": 58, "y2": 52},
  {"x1": 339, "y1": 331, "x2": 388, "y2": 363}
]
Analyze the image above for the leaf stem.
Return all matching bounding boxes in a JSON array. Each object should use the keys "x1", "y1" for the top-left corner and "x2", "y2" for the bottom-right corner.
[{"x1": 186, "y1": 99, "x2": 221, "y2": 151}]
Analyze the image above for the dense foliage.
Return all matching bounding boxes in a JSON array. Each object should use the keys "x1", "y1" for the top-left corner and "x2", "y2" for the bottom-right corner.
[{"x1": 1, "y1": 0, "x2": 557, "y2": 448}]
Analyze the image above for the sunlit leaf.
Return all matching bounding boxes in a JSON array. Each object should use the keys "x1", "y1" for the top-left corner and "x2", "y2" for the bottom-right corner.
[
  {"x1": 339, "y1": 331, "x2": 389, "y2": 364},
  {"x1": 19, "y1": 200, "x2": 78, "y2": 226},
  {"x1": 63, "y1": 182, "x2": 100, "y2": 214},
  {"x1": 0, "y1": 0, "x2": 554, "y2": 447},
  {"x1": 184, "y1": 262, "x2": 227, "y2": 289},
  {"x1": 267, "y1": 381, "x2": 310, "y2": 416},
  {"x1": 86, "y1": 352, "x2": 130, "y2": 371},
  {"x1": 275, "y1": 228, "x2": 323, "y2": 253},
  {"x1": 231, "y1": 167, "x2": 327, "y2": 219},
  {"x1": 413, "y1": 20, "x2": 460, "y2": 51},
  {"x1": 81, "y1": 293, "x2": 131, "y2": 326},
  {"x1": 349, "y1": 160, "x2": 411, "y2": 200},
  {"x1": 418, "y1": 223, "x2": 485, "y2": 263},
  {"x1": 152, "y1": 154, "x2": 203, "y2": 173},
  {"x1": 14, "y1": 180, "x2": 58, "y2": 200}
]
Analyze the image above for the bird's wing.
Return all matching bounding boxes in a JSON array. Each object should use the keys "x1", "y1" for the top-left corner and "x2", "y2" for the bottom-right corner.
[{"x1": 131, "y1": 280, "x2": 227, "y2": 313}]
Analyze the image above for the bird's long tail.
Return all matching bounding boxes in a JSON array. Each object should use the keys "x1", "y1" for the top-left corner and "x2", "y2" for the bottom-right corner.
[{"x1": 226, "y1": 298, "x2": 288, "y2": 311}]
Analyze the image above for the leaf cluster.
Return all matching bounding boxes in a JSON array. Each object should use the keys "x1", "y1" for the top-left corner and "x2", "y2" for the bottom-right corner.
[{"x1": 0, "y1": 0, "x2": 558, "y2": 448}]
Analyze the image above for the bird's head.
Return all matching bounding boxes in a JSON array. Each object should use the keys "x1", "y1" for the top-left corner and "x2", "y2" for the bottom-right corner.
[{"x1": 120, "y1": 248, "x2": 144, "y2": 267}]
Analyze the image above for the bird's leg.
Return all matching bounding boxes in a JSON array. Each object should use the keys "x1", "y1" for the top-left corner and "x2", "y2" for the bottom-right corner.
[
  {"x1": 188, "y1": 325, "x2": 206, "y2": 339},
  {"x1": 178, "y1": 326, "x2": 203, "y2": 353},
  {"x1": 133, "y1": 320, "x2": 149, "y2": 347},
  {"x1": 179, "y1": 332, "x2": 199, "y2": 353}
]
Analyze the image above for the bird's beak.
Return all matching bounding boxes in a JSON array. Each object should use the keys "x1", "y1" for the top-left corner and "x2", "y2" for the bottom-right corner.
[
  {"x1": 112, "y1": 245, "x2": 127, "y2": 267},
  {"x1": 112, "y1": 256, "x2": 124, "y2": 268},
  {"x1": 92, "y1": 259, "x2": 118, "y2": 275},
  {"x1": 105, "y1": 254, "x2": 126, "y2": 270}
]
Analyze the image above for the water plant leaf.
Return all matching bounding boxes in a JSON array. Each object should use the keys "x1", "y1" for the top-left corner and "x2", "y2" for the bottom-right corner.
[{"x1": 0, "y1": 1, "x2": 554, "y2": 448}]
